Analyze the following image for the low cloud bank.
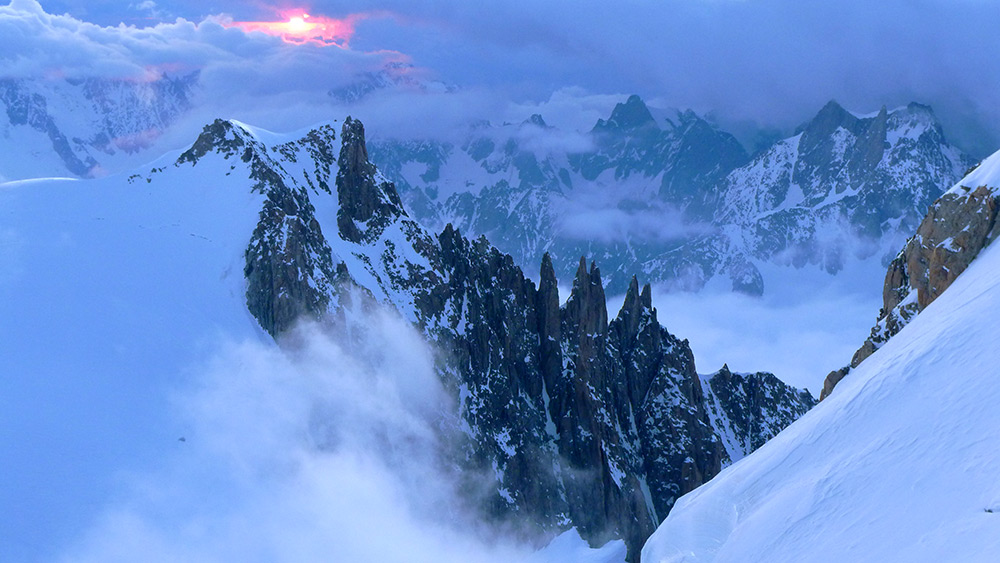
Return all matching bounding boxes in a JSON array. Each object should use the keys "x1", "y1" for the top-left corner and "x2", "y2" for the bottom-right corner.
[
  {"x1": 59, "y1": 312, "x2": 531, "y2": 563},
  {"x1": 602, "y1": 257, "x2": 887, "y2": 395}
]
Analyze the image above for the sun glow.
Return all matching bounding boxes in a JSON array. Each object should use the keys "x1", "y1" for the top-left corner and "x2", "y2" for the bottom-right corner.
[
  {"x1": 288, "y1": 14, "x2": 310, "y2": 33},
  {"x1": 227, "y1": 9, "x2": 369, "y2": 47}
]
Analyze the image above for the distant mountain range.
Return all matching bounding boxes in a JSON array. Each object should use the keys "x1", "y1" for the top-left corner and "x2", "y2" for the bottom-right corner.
[
  {"x1": 1, "y1": 76, "x2": 975, "y2": 297},
  {"x1": 0, "y1": 75, "x2": 974, "y2": 295},
  {"x1": 369, "y1": 96, "x2": 974, "y2": 294},
  {"x1": 0, "y1": 73, "x2": 197, "y2": 179}
]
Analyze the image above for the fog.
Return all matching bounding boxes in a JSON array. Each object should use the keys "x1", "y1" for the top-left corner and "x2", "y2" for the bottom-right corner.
[
  {"x1": 634, "y1": 257, "x2": 887, "y2": 395},
  {"x1": 59, "y1": 314, "x2": 535, "y2": 563}
]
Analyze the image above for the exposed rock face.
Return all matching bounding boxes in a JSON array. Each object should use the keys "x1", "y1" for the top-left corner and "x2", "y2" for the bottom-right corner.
[
  {"x1": 177, "y1": 119, "x2": 345, "y2": 337},
  {"x1": 335, "y1": 117, "x2": 405, "y2": 243},
  {"x1": 162, "y1": 116, "x2": 817, "y2": 561},
  {"x1": 821, "y1": 158, "x2": 1000, "y2": 399},
  {"x1": 821, "y1": 366, "x2": 851, "y2": 401}
]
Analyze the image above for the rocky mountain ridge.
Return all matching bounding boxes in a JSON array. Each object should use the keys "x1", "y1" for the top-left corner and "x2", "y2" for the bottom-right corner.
[
  {"x1": 154, "y1": 116, "x2": 817, "y2": 560},
  {"x1": 821, "y1": 150, "x2": 1000, "y2": 399}
]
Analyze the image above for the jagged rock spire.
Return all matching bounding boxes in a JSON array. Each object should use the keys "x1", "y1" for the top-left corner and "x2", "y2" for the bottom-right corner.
[
  {"x1": 565, "y1": 257, "x2": 609, "y2": 342},
  {"x1": 336, "y1": 116, "x2": 404, "y2": 242},
  {"x1": 601, "y1": 94, "x2": 657, "y2": 131}
]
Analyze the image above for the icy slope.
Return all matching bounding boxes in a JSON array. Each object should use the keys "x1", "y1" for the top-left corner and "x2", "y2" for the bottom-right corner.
[
  {"x1": 642, "y1": 225, "x2": 1000, "y2": 561},
  {"x1": 820, "y1": 148, "x2": 1000, "y2": 398}
]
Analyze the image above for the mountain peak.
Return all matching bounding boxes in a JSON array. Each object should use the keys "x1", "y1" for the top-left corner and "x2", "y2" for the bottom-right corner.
[
  {"x1": 177, "y1": 119, "x2": 250, "y2": 165},
  {"x1": 336, "y1": 116, "x2": 405, "y2": 243},
  {"x1": 889, "y1": 102, "x2": 942, "y2": 131},
  {"x1": 904, "y1": 101, "x2": 935, "y2": 116},
  {"x1": 799, "y1": 99, "x2": 858, "y2": 139},
  {"x1": 596, "y1": 94, "x2": 658, "y2": 132},
  {"x1": 523, "y1": 113, "x2": 549, "y2": 128}
]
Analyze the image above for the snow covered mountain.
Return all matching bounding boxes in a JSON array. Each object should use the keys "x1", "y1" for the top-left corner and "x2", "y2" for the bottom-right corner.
[
  {"x1": 641, "y1": 151, "x2": 1000, "y2": 562},
  {"x1": 0, "y1": 116, "x2": 814, "y2": 562},
  {"x1": 328, "y1": 61, "x2": 457, "y2": 103},
  {"x1": 369, "y1": 97, "x2": 973, "y2": 295},
  {"x1": 369, "y1": 96, "x2": 751, "y2": 293},
  {"x1": 0, "y1": 73, "x2": 197, "y2": 180},
  {"x1": 717, "y1": 101, "x2": 972, "y2": 283}
]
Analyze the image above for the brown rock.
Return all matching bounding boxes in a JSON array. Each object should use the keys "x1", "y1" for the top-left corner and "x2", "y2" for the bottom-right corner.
[{"x1": 825, "y1": 180, "x2": 1000, "y2": 399}]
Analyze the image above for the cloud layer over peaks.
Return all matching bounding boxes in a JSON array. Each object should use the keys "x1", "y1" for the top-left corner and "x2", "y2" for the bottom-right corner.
[{"x1": 12, "y1": 1, "x2": 1000, "y2": 154}]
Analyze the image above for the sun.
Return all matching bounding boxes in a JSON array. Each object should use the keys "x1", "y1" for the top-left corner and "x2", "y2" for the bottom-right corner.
[
  {"x1": 226, "y1": 10, "x2": 368, "y2": 47},
  {"x1": 287, "y1": 14, "x2": 310, "y2": 33}
]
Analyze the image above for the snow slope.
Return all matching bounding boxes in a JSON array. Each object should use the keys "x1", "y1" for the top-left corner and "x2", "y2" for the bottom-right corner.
[
  {"x1": 0, "y1": 149, "x2": 268, "y2": 561},
  {"x1": 642, "y1": 208, "x2": 1000, "y2": 561}
]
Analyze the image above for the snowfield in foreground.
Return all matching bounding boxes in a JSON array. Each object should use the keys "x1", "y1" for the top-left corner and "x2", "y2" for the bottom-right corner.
[{"x1": 642, "y1": 210, "x2": 1000, "y2": 561}]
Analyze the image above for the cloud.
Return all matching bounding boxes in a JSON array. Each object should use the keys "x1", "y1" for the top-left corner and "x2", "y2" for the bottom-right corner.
[
  {"x1": 329, "y1": 0, "x2": 1000, "y2": 154},
  {"x1": 225, "y1": 12, "x2": 389, "y2": 48},
  {"x1": 19, "y1": 1, "x2": 1000, "y2": 155},
  {"x1": 0, "y1": 1, "x2": 498, "y2": 153},
  {"x1": 0, "y1": 1, "x2": 401, "y2": 85},
  {"x1": 557, "y1": 192, "x2": 715, "y2": 244},
  {"x1": 505, "y1": 88, "x2": 633, "y2": 135},
  {"x1": 622, "y1": 257, "x2": 888, "y2": 395},
  {"x1": 58, "y1": 312, "x2": 532, "y2": 563},
  {"x1": 514, "y1": 120, "x2": 594, "y2": 155}
]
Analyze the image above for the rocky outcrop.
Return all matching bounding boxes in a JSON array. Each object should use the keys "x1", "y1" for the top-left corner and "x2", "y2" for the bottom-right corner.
[
  {"x1": 335, "y1": 117, "x2": 405, "y2": 243},
  {"x1": 821, "y1": 366, "x2": 851, "y2": 401},
  {"x1": 163, "y1": 116, "x2": 817, "y2": 561},
  {"x1": 702, "y1": 366, "x2": 817, "y2": 460},
  {"x1": 178, "y1": 119, "x2": 345, "y2": 337},
  {"x1": 821, "y1": 158, "x2": 1000, "y2": 399}
]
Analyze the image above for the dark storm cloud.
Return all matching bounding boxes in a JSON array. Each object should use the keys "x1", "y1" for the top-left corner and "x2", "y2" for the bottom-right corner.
[
  {"x1": 329, "y1": 0, "x2": 1000, "y2": 154},
  {"x1": 251, "y1": 0, "x2": 991, "y2": 155},
  {"x1": 22, "y1": 0, "x2": 1000, "y2": 153}
]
